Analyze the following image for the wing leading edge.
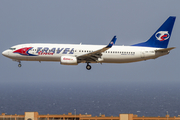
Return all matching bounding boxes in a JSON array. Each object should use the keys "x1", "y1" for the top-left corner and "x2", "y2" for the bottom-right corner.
[{"x1": 77, "y1": 36, "x2": 117, "y2": 62}]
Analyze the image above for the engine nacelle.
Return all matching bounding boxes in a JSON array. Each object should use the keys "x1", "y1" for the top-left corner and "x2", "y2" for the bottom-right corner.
[{"x1": 60, "y1": 56, "x2": 78, "y2": 65}]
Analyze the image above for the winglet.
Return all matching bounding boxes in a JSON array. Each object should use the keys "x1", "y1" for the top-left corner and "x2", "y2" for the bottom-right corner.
[{"x1": 106, "y1": 36, "x2": 117, "y2": 48}]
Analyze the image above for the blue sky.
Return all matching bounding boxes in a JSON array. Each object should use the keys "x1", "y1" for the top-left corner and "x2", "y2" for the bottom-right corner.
[{"x1": 0, "y1": 0, "x2": 180, "y2": 84}]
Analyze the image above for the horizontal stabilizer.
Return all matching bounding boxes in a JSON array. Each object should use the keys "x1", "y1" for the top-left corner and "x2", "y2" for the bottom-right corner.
[{"x1": 155, "y1": 47, "x2": 175, "y2": 52}]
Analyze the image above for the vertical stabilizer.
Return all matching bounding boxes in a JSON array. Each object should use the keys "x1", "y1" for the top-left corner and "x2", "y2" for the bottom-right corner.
[{"x1": 132, "y1": 16, "x2": 176, "y2": 48}]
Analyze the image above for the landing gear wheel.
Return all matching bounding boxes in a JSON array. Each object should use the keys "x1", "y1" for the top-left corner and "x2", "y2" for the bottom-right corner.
[
  {"x1": 86, "y1": 65, "x2": 91, "y2": 70},
  {"x1": 18, "y1": 64, "x2": 22, "y2": 68}
]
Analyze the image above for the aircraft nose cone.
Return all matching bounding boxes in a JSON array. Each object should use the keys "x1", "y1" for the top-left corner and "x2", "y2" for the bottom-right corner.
[{"x1": 2, "y1": 50, "x2": 8, "y2": 57}]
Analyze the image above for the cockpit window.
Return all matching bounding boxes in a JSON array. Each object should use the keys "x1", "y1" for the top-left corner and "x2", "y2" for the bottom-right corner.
[{"x1": 9, "y1": 48, "x2": 16, "y2": 50}]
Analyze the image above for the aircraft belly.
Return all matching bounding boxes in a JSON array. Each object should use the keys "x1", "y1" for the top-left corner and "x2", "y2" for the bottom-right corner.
[{"x1": 102, "y1": 54, "x2": 142, "y2": 63}]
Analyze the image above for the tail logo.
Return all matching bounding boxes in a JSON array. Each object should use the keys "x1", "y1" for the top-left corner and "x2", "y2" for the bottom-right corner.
[{"x1": 155, "y1": 31, "x2": 170, "y2": 41}]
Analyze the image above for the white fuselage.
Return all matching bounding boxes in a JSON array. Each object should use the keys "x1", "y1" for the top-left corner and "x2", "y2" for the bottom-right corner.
[{"x1": 2, "y1": 43, "x2": 169, "y2": 64}]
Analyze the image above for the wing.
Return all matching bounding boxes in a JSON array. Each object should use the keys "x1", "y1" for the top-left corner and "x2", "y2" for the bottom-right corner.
[{"x1": 77, "y1": 36, "x2": 117, "y2": 62}]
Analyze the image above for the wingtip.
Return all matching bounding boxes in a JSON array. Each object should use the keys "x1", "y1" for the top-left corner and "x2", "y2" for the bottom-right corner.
[{"x1": 169, "y1": 16, "x2": 176, "y2": 18}]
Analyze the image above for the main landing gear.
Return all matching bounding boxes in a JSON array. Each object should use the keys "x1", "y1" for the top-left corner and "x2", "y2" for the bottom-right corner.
[
  {"x1": 18, "y1": 61, "x2": 22, "y2": 68},
  {"x1": 86, "y1": 63, "x2": 91, "y2": 70}
]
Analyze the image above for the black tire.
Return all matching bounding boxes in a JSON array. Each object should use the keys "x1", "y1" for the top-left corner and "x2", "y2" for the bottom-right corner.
[
  {"x1": 86, "y1": 65, "x2": 91, "y2": 70},
  {"x1": 18, "y1": 64, "x2": 22, "y2": 67}
]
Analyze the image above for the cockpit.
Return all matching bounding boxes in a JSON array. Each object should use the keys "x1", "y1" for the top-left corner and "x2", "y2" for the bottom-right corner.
[{"x1": 9, "y1": 48, "x2": 16, "y2": 50}]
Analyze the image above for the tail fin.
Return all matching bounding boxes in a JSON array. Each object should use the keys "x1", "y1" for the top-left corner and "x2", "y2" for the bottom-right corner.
[{"x1": 132, "y1": 16, "x2": 176, "y2": 48}]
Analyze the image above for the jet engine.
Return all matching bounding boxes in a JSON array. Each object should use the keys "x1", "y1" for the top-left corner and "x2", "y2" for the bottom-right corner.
[{"x1": 60, "y1": 56, "x2": 78, "y2": 65}]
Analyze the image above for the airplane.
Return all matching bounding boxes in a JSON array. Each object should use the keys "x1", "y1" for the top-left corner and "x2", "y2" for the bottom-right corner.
[{"x1": 2, "y1": 16, "x2": 176, "y2": 70}]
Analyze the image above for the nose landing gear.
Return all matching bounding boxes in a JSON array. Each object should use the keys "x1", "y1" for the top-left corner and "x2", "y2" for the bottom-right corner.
[
  {"x1": 86, "y1": 63, "x2": 91, "y2": 70},
  {"x1": 18, "y1": 61, "x2": 22, "y2": 68}
]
